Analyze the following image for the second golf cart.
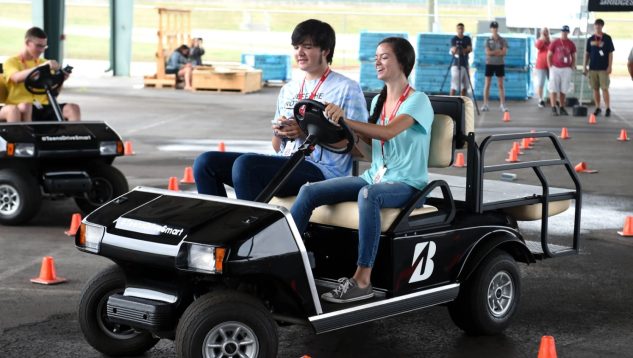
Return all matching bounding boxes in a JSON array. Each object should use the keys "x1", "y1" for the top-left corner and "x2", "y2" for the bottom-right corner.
[{"x1": 0, "y1": 64, "x2": 128, "y2": 224}]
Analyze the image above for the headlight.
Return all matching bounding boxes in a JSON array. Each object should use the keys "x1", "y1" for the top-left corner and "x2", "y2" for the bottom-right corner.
[
  {"x1": 76, "y1": 223, "x2": 105, "y2": 253},
  {"x1": 177, "y1": 243, "x2": 225, "y2": 273},
  {"x1": 13, "y1": 143, "x2": 35, "y2": 157},
  {"x1": 100, "y1": 141, "x2": 119, "y2": 155}
]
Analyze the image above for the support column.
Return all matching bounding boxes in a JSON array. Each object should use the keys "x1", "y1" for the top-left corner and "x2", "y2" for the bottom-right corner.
[
  {"x1": 110, "y1": 0, "x2": 134, "y2": 76},
  {"x1": 32, "y1": 0, "x2": 65, "y2": 63}
]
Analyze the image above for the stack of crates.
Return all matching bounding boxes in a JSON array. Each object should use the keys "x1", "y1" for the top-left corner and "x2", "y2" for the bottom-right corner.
[
  {"x1": 473, "y1": 33, "x2": 534, "y2": 100},
  {"x1": 414, "y1": 32, "x2": 465, "y2": 94},
  {"x1": 241, "y1": 54, "x2": 292, "y2": 82},
  {"x1": 358, "y1": 32, "x2": 408, "y2": 92}
]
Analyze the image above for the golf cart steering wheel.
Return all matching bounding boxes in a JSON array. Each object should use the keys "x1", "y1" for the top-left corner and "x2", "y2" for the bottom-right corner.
[
  {"x1": 24, "y1": 64, "x2": 65, "y2": 95},
  {"x1": 293, "y1": 100, "x2": 355, "y2": 154}
]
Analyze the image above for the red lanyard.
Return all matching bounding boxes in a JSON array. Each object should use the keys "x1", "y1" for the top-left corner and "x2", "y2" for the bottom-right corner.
[
  {"x1": 298, "y1": 67, "x2": 331, "y2": 100},
  {"x1": 380, "y1": 84, "x2": 412, "y2": 152}
]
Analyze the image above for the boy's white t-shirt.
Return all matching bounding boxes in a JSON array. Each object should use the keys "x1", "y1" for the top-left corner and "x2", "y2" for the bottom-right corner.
[{"x1": 274, "y1": 70, "x2": 369, "y2": 179}]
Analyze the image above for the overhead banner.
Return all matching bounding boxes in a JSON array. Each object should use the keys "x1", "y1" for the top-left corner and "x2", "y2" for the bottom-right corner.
[
  {"x1": 588, "y1": 0, "x2": 633, "y2": 11},
  {"x1": 506, "y1": 0, "x2": 583, "y2": 29}
]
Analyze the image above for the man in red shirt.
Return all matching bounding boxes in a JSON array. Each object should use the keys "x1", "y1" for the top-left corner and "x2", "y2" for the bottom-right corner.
[{"x1": 547, "y1": 25, "x2": 576, "y2": 116}]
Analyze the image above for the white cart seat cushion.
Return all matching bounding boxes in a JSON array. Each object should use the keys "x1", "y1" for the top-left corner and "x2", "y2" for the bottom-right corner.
[{"x1": 270, "y1": 196, "x2": 438, "y2": 232}]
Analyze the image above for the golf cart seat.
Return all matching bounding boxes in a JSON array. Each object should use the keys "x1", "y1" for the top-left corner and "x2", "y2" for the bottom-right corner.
[{"x1": 270, "y1": 95, "x2": 475, "y2": 232}]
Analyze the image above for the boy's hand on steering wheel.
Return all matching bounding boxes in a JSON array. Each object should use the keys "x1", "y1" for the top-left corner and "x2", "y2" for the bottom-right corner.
[
  {"x1": 324, "y1": 102, "x2": 344, "y2": 126},
  {"x1": 43, "y1": 60, "x2": 60, "y2": 71}
]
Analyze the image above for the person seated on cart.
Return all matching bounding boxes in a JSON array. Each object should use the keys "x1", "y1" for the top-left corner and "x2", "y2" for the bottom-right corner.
[
  {"x1": 2, "y1": 27, "x2": 80, "y2": 122},
  {"x1": 291, "y1": 37, "x2": 434, "y2": 303},
  {"x1": 193, "y1": 19, "x2": 369, "y2": 201},
  {"x1": 166, "y1": 44, "x2": 194, "y2": 91},
  {"x1": 1, "y1": 78, "x2": 21, "y2": 122}
]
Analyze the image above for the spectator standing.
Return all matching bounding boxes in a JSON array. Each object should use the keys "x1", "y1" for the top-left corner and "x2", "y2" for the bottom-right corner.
[
  {"x1": 189, "y1": 38, "x2": 205, "y2": 66},
  {"x1": 482, "y1": 21, "x2": 508, "y2": 113},
  {"x1": 547, "y1": 26, "x2": 576, "y2": 116},
  {"x1": 583, "y1": 18, "x2": 614, "y2": 117},
  {"x1": 449, "y1": 23, "x2": 472, "y2": 96},
  {"x1": 627, "y1": 48, "x2": 633, "y2": 80},
  {"x1": 166, "y1": 45, "x2": 193, "y2": 91},
  {"x1": 534, "y1": 27, "x2": 551, "y2": 108}
]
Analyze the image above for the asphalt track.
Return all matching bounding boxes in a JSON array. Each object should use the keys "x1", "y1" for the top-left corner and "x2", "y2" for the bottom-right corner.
[{"x1": 1, "y1": 73, "x2": 632, "y2": 358}]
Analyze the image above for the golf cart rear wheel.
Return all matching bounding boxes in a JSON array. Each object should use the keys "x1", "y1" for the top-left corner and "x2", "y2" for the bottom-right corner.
[
  {"x1": 75, "y1": 164, "x2": 128, "y2": 214},
  {"x1": 447, "y1": 249, "x2": 520, "y2": 335},
  {"x1": 78, "y1": 265, "x2": 159, "y2": 356},
  {"x1": 175, "y1": 291, "x2": 278, "y2": 358},
  {"x1": 0, "y1": 169, "x2": 41, "y2": 225}
]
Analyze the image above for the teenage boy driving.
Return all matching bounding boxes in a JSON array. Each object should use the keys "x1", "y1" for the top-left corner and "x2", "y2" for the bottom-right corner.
[{"x1": 194, "y1": 19, "x2": 369, "y2": 201}]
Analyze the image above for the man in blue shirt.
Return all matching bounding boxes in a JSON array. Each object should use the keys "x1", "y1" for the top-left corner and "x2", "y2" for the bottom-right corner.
[
  {"x1": 583, "y1": 18, "x2": 615, "y2": 117},
  {"x1": 450, "y1": 23, "x2": 472, "y2": 96}
]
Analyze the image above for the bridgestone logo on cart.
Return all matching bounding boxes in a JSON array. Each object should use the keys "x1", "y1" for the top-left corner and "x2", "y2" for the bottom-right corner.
[
  {"x1": 409, "y1": 241, "x2": 436, "y2": 283},
  {"x1": 41, "y1": 135, "x2": 92, "y2": 142}
]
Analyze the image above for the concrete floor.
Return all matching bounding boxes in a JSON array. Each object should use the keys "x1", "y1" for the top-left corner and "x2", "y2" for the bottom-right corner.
[{"x1": 1, "y1": 72, "x2": 632, "y2": 357}]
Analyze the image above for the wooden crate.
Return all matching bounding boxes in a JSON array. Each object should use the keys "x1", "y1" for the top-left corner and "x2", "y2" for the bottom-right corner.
[
  {"x1": 192, "y1": 67, "x2": 262, "y2": 93},
  {"x1": 144, "y1": 74, "x2": 177, "y2": 88}
]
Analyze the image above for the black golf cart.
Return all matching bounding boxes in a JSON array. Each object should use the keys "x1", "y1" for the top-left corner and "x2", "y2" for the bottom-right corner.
[
  {"x1": 0, "y1": 64, "x2": 128, "y2": 224},
  {"x1": 75, "y1": 96, "x2": 581, "y2": 357}
]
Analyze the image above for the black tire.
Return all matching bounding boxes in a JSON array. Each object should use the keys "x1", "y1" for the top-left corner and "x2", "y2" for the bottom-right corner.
[
  {"x1": 74, "y1": 164, "x2": 128, "y2": 214},
  {"x1": 447, "y1": 249, "x2": 520, "y2": 335},
  {"x1": 0, "y1": 168, "x2": 41, "y2": 225},
  {"x1": 176, "y1": 291, "x2": 278, "y2": 358},
  {"x1": 77, "y1": 265, "x2": 159, "y2": 356}
]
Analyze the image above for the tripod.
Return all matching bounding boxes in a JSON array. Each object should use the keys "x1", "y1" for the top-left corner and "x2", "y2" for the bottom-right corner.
[{"x1": 440, "y1": 44, "x2": 480, "y2": 115}]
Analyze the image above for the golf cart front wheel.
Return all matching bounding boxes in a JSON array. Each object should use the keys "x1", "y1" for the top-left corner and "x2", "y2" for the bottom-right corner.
[
  {"x1": 447, "y1": 249, "x2": 520, "y2": 335},
  {"x1": 78, "y1": 265, "x2": 159, "y2": 356},
  {"x1": 75, "y1": 164, "x2": 128, "y2": 214},
  {"x1": 175, "y1": 291, "x2": 278, "y2": 358},
  {"x1": 0, "y1": 169, "x2": 41, "y2": 225}
]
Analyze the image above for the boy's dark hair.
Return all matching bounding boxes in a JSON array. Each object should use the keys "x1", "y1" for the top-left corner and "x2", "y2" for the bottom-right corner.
[
  {"x1": 457, "y1": 23, "x2": 465, "y2": 28},
  {"x1": 369, "y1": 37, "x2": 416, "y2": 124},
  {"x1": 25, "y1": 27, "x2": 47, "y2": 40},
  {"x1": 594, "y1": 18, "x2": 605, "y2": 26},
  {"x1": 291, "y1": 19, "x2": 336, "y2": 64},
  {"x1": 177, "y1": 44, "x2": 190, "y2": 54}
]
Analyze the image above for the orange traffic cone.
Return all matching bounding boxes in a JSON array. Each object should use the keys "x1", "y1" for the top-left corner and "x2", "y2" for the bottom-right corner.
[
  {"x1": 537, "y1": 336, "x2": 557, "y2": 358},
  {"x1": 521, "y1": 137, "x2": 533, "y2": 150},
  {"x1": 64, "y1": 213, "x2": 82, "y2": 236},
  {"x1": 168, "y1": 177, "x2": 179, "y2": 191},
  {"x1": 530, "y1": 129, "x2": 539, "y2": 142},
  {"x1": 218, "y1": 141, "x2": 226, "y2": 152},
  {"x1": 512, "y1": 142, "x2": 524, "y2": 155},
  {"x1": 503, "y1": 111, "x2": 511, "y2": 122},
  {"x1": 505, "y1": 147, "x2": 520, "y2": 162},
  {"x1": 124, "y1": 141, "x2": 135, "y2": 155},
  {"x1": 30, "y1": 256, "x2": 67, "y2": 285},
  {"x1": 617, "y1": 216, "x2": 633, "y2": 237},
  {"x1": 574, "y1": 161, "x2": 598, "y2": 174},
  {"x1": 617, "y1": 129, "x2": 630, "y2": 141},
  {"x1": 453, "y1": 152, "x2": 465, "y2": 168},
  {"x1": 181, "y1": 166, "x2": 195, "y2": 184},
  {"x1": 559, "y1": 127, "x2": 570, "y2": 140},
  {"x1": 588, "y1": 113, "x2": 597, "y2": 124}
]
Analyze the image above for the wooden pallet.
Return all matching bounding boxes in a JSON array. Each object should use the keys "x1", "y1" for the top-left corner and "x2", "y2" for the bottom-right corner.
[
  {"x1": 144, "y1": 74, "x2": 178, "y2": 88},
  {"x1": 192, "y1": 67, "x2": 262, "y2": 94}
]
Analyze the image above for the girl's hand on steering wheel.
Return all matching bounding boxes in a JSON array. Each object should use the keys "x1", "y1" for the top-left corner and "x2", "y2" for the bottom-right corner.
[{"x1": 324, "y1": 102, "x2": 344, "y2": 125}]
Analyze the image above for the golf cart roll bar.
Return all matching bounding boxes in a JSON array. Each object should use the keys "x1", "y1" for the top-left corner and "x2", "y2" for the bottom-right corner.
[{"x1": 466, "y1": 131, "x2": 582, "y2": 258}]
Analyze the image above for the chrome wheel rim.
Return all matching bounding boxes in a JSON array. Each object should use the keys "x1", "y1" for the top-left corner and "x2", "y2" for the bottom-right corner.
[
  {"x1": 203, "y1": 321, "x2": 259, "y2": 358},
  {"x1": 0, "y1": 184, "x2": 20, "y2": 216},
  {"x1": 487, "y1": 271, "x2": 514, "y2": 317}
]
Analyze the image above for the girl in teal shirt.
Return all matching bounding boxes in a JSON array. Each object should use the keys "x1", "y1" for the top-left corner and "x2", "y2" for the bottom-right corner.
[{"x1": 290, "y1": 37, "x2": 434, "y2": 303}]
